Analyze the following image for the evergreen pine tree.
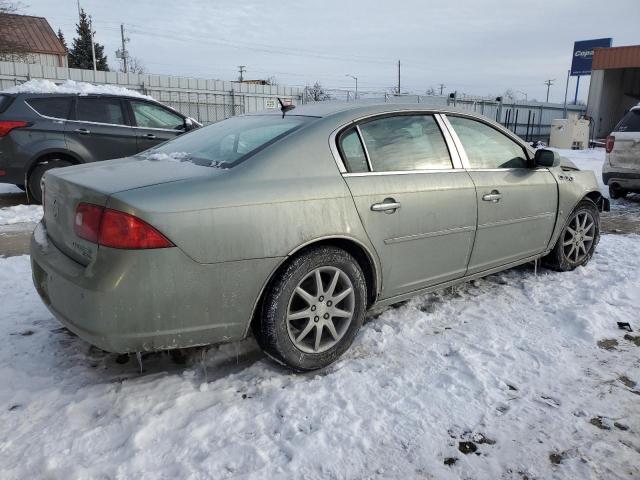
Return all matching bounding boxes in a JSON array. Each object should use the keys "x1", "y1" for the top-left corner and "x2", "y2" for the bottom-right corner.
[
  {"x1": 57, "y1": 29, "x2": 67, "y2": 53},
  {"x1": 68, "y1": 9, "x2": 109, "y2": 71}
]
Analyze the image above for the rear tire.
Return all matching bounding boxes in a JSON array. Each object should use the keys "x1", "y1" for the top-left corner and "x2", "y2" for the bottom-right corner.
[
  {"x1": 27, "y1": 159, "x2": 73, "y2": 204},
  {"x1": 543, "y1": 200, "x2": 600, "y2": 272},
  {"x1": 253, "y1": 246, "x2": 367, "y2": 371},
  {"x1": 608, "y1": 184, "x2": 627, "y2": 199}
]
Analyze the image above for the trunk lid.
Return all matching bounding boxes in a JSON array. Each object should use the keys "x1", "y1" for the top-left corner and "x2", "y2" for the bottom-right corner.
[{"x1": 43, "y1": 156, "x2": 212, "y2": 265}]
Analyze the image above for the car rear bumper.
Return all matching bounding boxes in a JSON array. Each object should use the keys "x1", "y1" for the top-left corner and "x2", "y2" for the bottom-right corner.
[
  {"x1": 30, "y1": 222, "x2": 282, "y2": 353},
  {"x1": 602, "y1": 167, "x2": 640, "y2": 191}
]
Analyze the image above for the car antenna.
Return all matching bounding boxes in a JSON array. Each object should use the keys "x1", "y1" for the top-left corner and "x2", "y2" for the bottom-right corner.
[{"x1": 278, "y1": 98, "x2": 295, "y2": 118}]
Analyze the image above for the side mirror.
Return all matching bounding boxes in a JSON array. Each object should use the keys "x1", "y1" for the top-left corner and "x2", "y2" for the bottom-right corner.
[
  {"x1": 184, "y1": 117, "x2": 195, "y2": 131},
  {"x1": 534, "y1": 149, "x2": 561, "y2": 168}
]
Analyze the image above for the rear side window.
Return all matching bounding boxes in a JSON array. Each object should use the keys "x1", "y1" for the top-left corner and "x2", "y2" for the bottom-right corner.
[
  {"x1": 26, "y1": 97, "x2": 73, "y2": 119},
  {"x1": 76, "y1": 97, "x2": 127, "y2": 125},
  {"x1": 358, "y1": 114, "x2": 453, "y2": 171},
  {"x1": 0, "y1": 94, "x2": 14, "y2": 113},
  {"x1": 339, "y1": 129, "x2": 369, "y2": 173},
  {"x1": 614, "y1": 109, "x2": 640, "y2": 133}
]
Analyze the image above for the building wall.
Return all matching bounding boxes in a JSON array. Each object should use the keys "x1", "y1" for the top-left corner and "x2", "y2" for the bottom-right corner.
[{"x1": 588, "y1": 68, "x2": 640, "y2": 137}]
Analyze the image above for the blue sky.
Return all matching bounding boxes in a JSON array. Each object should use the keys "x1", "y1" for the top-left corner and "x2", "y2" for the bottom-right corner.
[{"x1": 23, "y1": 0, "x2": 640, "y2": 102}]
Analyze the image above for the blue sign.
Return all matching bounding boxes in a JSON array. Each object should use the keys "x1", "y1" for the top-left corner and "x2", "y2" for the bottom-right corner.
[{"x1": 570, "y1": 38, "x2": 612, "y2": 76}]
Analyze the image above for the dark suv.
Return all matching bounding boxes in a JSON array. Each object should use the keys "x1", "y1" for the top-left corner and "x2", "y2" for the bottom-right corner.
[{"x1": 0, "y1": 92, "x2": 199, "y2": 202}]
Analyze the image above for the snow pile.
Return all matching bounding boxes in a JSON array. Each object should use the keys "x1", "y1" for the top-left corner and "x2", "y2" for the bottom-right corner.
[
  {"x1": 0, "y1": 234, "x2": 639, "y2": 479},
  {"x1": 2, "y1": 79, "x2": 152, "y2": 99},
  {"x1": 0, "y1": 204, "x2": 42, "y2": 225},
  {"x1": 141, "y1": 151, "x2": 191, "y2": 162}
]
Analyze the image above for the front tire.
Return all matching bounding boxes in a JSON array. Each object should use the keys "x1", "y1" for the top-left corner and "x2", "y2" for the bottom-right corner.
[
  {"x1": 543, "y1": 200, "x2": 600, "y2": 272},
  {"x1": 253, "y1": 246, "x2": 367, "y2": 371},
  {"x1": 27, "y1": 159, "x2": 73, "y2": 204}
]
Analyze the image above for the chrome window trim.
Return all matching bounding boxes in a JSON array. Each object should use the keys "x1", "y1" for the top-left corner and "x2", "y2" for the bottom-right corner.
[
  {"x1": 329, "y1": 109, "x2": 463, "y2": 175},
  {"x1": 355, "y1": 125, "x2": 373, "y2": 172},
  {"x1": 434, "y1": 113, "x2": 463, "y2": 169},
  {"x1": 344, "y1": 169, "x2": 468, "y2": 177},
  {"x1": 24, "y1": 99, "x2": 69, "y2": 122},
  {"x1": 465, "y1": 167, "x2": 550, "y2": 172},
  {"x1": 24, "y1": 97, "x2": 186, "y2": 131},
  {"x1": 439, "y1": 114, "x2": 470, "y2": 168}
]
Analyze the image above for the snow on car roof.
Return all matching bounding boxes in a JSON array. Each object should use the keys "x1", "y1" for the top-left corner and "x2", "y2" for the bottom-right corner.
[{"x1": 1, "y1": 79, "x2": 153, "y2": 99}]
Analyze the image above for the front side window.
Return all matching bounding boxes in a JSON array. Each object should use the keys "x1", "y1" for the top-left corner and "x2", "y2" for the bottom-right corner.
[
  {"x1": 339, "y1": 129, "x2": 368, "y2": 172},
  {"x1": 131, "y1": 101, "x2": 184, "y2": 130},
  {"x1": 358, "y1": 115, "x2": 452, "y2": 172},
  {"x1": 142, "y1": 114, "x2": 312, "y2": 168},
  {"x1": 26, "y1": 97, "x2": 73, "y2": 119},
  {"x1": 76, "y1": 97, "x2": 127, "y2": 125},
  {"x1": 448, "y1": 116, "x2": 528, "y2": 169}
]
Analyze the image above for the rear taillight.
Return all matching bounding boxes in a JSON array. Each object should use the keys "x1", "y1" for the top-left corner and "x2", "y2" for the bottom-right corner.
[
  {"x1": 0, "y1": 120, "x2": 29, "y2": 137},
  {"x1": 605, "y1": 135, "x2": 615, "y2": 153},
  {"x1": 74, "y1": 203, "x2": 103, "y2": 243},
  {"x1": 74, "y1": 203, "x2": 174, "y2": 249}
]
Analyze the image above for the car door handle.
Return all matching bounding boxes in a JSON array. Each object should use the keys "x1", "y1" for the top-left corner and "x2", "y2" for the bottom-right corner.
[
  {"x1": 144, "y1": 133, "x2": 157, "y2": 139},
  {"x1": 371, "y1": 199, "x2": 401, "y2": 213},
  {"x1": 73, "y1": 128, "x2": 90, "y2": 135},
  {"x1": 482, "y1": 190, "x2": 502, "y2": 202}
]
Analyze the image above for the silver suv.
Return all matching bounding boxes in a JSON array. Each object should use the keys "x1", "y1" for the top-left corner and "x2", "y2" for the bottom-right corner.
[
  {"x1": 603, "y1": 105, "x2": 640, "y2": 198},
  {"x1": 0, "y1": 92, "x2": 199, "y2": 203}
]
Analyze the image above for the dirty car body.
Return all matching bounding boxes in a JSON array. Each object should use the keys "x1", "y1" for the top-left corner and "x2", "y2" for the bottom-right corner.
[{"x1": 31, "y1": 103, "x2": 608, "y2": 370}]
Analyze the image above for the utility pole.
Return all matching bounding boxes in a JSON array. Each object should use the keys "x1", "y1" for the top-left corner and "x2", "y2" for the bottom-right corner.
[
  {"x1": 397, "y1": 60, "x2": 401, "y2": 95},
  {"x1": 89, "y1": 15, "x2": 97, "y2": 71},
  {"x1": 563, "y1": 70, "x2": 570, "y2": 118},
  {"x1": 438, "y1": 83, "x2": 445, "y2": 96},
  {"x1": 238, "y1": 65, "x2": 246, "y2": 82},
  {"x1": 116, "y1": 24, "x2": 129, "y2": 73},
  {"x1": 544, "y1": 79, "x2": 555, "y2": 103}
]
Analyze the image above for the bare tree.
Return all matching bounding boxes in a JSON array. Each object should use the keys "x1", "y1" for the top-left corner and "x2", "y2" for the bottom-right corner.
[
  {"x1": 265, "y1": 76, "x2": 277, "y2": 86},
  {"x1": 126, "y1": 56, "x2": 146, "y2": 74},
  {"x1": 305, "y1": 82, "x2": 331, "y2": 102},
  {"x1": 426, "y1": 86, "x2": 436, "y2": 96},
  {"x1": 0, "y1": 2, "x2": 31, "y2": 62},
  {"x1": 503, "y1": 89, "x2": 517, "y2": 102}
]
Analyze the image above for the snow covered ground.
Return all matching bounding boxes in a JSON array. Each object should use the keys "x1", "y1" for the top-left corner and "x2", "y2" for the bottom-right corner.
[
  {"x1": 1, "y1": 238, "x2": 639, "y2": 478},
  {"x1": 1, "y1": 147, "x2": 639, "y2": 479}
]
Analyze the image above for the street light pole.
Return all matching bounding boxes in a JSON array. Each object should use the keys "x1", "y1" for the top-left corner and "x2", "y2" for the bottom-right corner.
[{"x1": 346, "y1": 74, "x2": 358, "y2": 100}]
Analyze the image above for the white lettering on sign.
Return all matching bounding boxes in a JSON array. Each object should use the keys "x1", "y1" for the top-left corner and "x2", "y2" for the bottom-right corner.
[{"x1": 574, "y1": 49, "x2": 594, "y2": 58}]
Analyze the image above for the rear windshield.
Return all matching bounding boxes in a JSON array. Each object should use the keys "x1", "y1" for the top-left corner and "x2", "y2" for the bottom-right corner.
[
  {"x1": 614, "y1": 108, "x2": 640, "y2": 133},
  {"x1": 0, "y1": 94, "x2": 14, "y2": 113},
  {"x1": 26, "y1": 97, "x2": 73, "y2": 119},
  {"x1": 139, "y1": 114, "x2": 312, "y2": 168}
]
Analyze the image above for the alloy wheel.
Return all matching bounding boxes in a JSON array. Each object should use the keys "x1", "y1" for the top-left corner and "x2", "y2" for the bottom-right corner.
[
  {"x1": 562, "y1": 211, "x2": 596, "y2": 264},
  {"x1": 286, "y1": 266, "x2": 355, "y2": 354}
]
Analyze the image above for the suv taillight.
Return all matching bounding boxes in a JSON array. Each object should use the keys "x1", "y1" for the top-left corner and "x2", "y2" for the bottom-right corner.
[
  {"x1": 605, "y1": 135, "x2": 615, "y2": 153},
  {"x1": 0, "y1": 120, "x2": 29, "y2": 137},
  {"x1": 74, "y1": 203, "x2": 174, "y2": 249}
]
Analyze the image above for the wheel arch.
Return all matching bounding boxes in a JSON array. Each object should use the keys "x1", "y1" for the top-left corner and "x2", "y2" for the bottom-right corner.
[
  {"x1": 245, "y1": 235, "x2": 381, "y2": 338},
  {"x1": 25, "y1": 149, "x2": 83, "y2": 182},
  {"x1": 584, "y1": 190, "x2": 610, "y2": 212}
]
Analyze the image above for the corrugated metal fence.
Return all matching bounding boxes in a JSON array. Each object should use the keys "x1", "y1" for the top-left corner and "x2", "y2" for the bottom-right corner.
[
  {"x1": 0, "y1": 61, "x2": 304, "y2": 124},
  {"x1": 317, "y1": 94, "x2": 587, "y2": 142}
]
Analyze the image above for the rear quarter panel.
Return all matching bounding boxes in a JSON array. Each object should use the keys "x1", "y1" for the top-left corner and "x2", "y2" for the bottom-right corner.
[{"x1": 108, "y1": 118, "x2": 377, "y2": 266}]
